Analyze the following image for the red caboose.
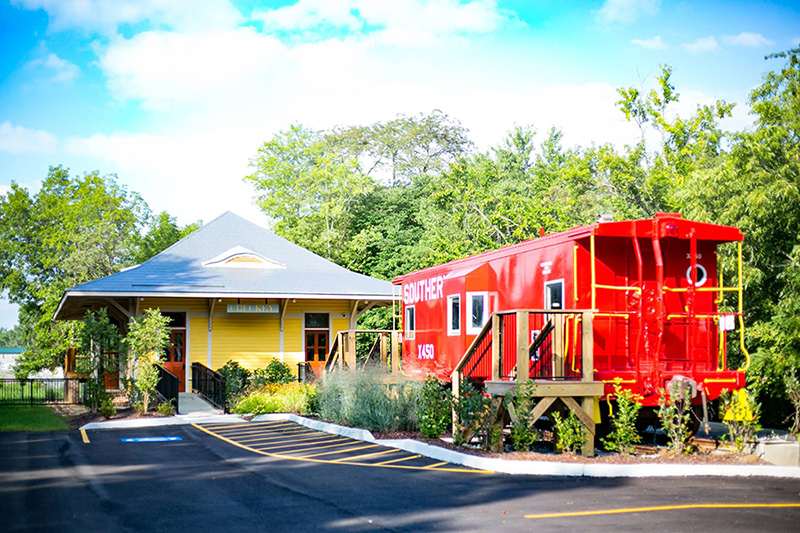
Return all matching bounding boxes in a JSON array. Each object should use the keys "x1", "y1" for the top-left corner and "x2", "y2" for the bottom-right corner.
[{"x1": 393, "y1": 213, "x2": 748, "y2": 407}]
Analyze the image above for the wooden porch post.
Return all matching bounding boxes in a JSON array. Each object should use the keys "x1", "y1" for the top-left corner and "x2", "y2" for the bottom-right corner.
[
  {"x1": 581, "y1": 310, "x2": 595, "y2": 456},
  {"x1": 491, "y1": 314, "x2": 501, "y2": 381},
  {"x1": 516, "y1": 310, "x2": 529, "y2": 384},
  {"x1": 391, "y1": 331, "x2": 400, "y2": 374},
  {"x1": 347, "y1": 330, "x2": 357, "y2": 369}
]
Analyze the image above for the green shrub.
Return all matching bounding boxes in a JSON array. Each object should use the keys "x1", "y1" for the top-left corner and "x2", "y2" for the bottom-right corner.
[
  {"x1": 99, "y1": 396, "x2": 117, "y2": 419},
  {"x1": 233, "y1": 383, "x2": 317, "y2": 416},
  {"x1": 552, "y1": 410, "x2": 586, "y2": 454},
  {"x1": 601, "y1": 379, "x2": 643, "y2": 454},
  {"x1": 657, "y1": 384, "x2": 693, "y2": 454},
  {"x1": 157, "y1": 400, "x2": 175, "y2": 416},
  {"x1": 218, "y1": 360, "x2": 252, "y2": 406},
  {"x1": 252, "y1": 359, "x2": 294, "y2": 387},
  {"x1": 417, "y1": 375, "x2": 452, "y2": 438},
  {"x1": 508, "y1": 381, "x2": 539, "y2": 451},
  {"x1": 317, "y1": 368, "x2": 419, "y2": 433},
  {"x1": 452, "y1": 381, "x2": 494, "y2": 448},
  {"x1": 720, "y1": 388, "x2": 762, "y2": 453}
]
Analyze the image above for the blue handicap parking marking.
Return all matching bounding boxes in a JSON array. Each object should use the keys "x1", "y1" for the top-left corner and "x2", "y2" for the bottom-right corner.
[{"x1": 121, "y1": 436, "x2": 183, "y2": 443}]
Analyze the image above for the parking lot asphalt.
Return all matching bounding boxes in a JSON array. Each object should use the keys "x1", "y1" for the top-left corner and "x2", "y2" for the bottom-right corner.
[{"x1": 2, "y1": 424, "x2": 800, "y2": 532}]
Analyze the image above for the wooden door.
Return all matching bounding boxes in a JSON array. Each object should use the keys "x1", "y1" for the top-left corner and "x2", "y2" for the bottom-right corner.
[
  {"x1": 305, "y1": 330, "x2": 328, "y2": 376},
  {"x1": 163, "y1": 329, "x2": 186, "y2": 392}
]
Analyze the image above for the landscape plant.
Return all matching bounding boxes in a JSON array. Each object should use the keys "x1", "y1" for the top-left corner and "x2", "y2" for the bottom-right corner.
[
  {"x1": 317, "y1": 368, "x2": 419, "y2": 433},
  {"x1": 126, "y1": 308, "x2": 171, "y2": 413},
  {"x1": 452, "y1": 381, "x2": 494, "y2": 448},
  {"x1": 508, "y1": 381, "x2": 539, "y2": 451},
  {"x1": 551, "y1": 410, "x2": 586, "y2": 454},
  {"x1": 657, "y1": 383, "x2": 693, "y2": 454},
  {"x1": 218, "y1": 360, "x2": 252, "y2": 407},
  {"x1": 233, "y1": 383, "x2": 317, "y2": 416},
  {"x1": 157, "y1": 400, "x2": 175, "y2": 416},
  {"x1": 720, "y1": 388, "x2": 762, "y2": 454},
  {"x1": 784, "y1": 371, "x2": 800, "y2": 437},
  {"x1": 416, "y1": 374, "x2": 452, "y2": 439},
  {"x1": 251, "y1": 359, "x2": 294, "y2": 387},
  {"x1": 99, "y1": 396, "x2": 117, "y2": 419},
  {"x1": 601, "y1": 378, "x2": 643, "y2": 454},
  {"x1": 78, "y1": 308, "x2": 122, "y2": 413}
]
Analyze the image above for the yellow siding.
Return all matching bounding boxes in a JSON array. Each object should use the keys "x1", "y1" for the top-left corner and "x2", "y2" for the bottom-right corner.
[
  {"x1": 211, "y1": 314, "x2": 281, "y2": 370},
  {"x1": 140, "y1": 298, "x2": 208, "y2": 313},
  {"x1": 189, "y1": 316, "x2": 207, "y2": 366}
]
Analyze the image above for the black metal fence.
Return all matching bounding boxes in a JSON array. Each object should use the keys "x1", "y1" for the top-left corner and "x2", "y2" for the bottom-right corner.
[
  {"x1": 156, "y1": 365, "x2": 180, "y2": 412},
  {"x1": 191, "y1": 362, "x2": 227, "y2": 412},
  {"x1": 0, "y1": 378, "x2": 84, "y2": 405}
]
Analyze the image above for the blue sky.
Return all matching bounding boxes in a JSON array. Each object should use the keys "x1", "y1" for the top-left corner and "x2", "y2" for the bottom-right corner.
[{"x1": 1, "y1": 0, "x2": 799, "y2": 329}]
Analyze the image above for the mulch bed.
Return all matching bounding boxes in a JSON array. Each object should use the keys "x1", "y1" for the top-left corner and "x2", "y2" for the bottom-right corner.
[
  {"x1": 373, "y1": 429, "x2": 767, "y2": 465},
  {"x1": 51, "y1": 404, "x2": 171, "y2": 430}
]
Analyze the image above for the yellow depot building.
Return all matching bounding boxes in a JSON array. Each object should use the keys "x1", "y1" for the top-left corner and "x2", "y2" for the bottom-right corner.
[{"x1": 54, "y1": 212, "x2": 396, "y2": 391}]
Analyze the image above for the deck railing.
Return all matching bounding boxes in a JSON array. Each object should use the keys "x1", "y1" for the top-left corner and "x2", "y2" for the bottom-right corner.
[
  {"x1": 156, "y1": 364, "x2": 180, "y2": 412},
  {"x1": 324, "y1": 330, "x2": 401, "y2": 374},
  {"x1": 191, "y1": 362, "x2": 226, "y2": 412}
]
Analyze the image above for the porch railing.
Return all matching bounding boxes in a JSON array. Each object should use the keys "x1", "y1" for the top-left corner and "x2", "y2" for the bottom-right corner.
[
  {"x1": 0, "y1": 378, "x2": 84, "y2": 405},
  {"x1": 156, "y1": 364, "x2": 180, "y2": 412},
  {"x1": 324, "y1": 330, "x2": 401, "y2": 374},
  {"x1": 191, "y1": 362, "x2": 227, "y2": 412}
]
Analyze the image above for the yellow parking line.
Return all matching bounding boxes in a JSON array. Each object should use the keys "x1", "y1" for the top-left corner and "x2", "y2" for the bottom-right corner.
[
  {"x1": 236, "y1": 430, "x2": 320, "y2": 443},
  {"x1": 243, "y1": 433, "x2": 339, "y2": 447},
  {"x1": 525, "y1": 503, "x2": 800, "y2": 519},
  {"x1": 269, "y1": 440, "x2": 358, "y2": 455},
  {"x1": 332, "y1": 449, "x2": 398, "y2": 463},
  {"x1": 373, "y1": 454, "x2": 422, "y2": 466},
  {"x1": 257, "y1": 436, "x2": 348, "y2": 451},
  {"x1": 202, "y1": 420, "x2": 288, "y2": 431},
  {"x1": 298, "y1": 444, "x2": 379, "y2": 459},
  {"x1": 214, "y1": 426, "x2": 310, "y2": 438},
  {"x1": 192, "y1": 423, "x2": 493, "y2": 474},
  {"x1": 422, "y1": 462, "x2": 449, "y2": 469},
  {"x1": 80, "y1": 429, "x2": 89, "y2": 443}
]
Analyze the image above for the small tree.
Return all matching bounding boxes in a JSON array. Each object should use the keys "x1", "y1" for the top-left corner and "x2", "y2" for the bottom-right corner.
[
  {"x1": 416, "y1": 374, "x2": 452, "y2": 439},
  {"x1": 79, "y1": 308, "x2": 122, "y2": 413},
  {"x1": 601, "y1": 379, "x2": 643, "y2": 454},
  {"x1": 657, "y1": 383, "x2": 693, "y2": 454},
  {"x1": 509, "y1": 381, "x2": 539, "y2": 451},
  {"x1": 720, "y1": 388, "x2": 762, "y2": 453},
  {"x1": 126, "y1": 309, "x2": 170, "y2": 413}
]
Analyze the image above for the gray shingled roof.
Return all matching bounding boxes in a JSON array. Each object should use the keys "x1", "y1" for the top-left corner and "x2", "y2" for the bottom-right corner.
[{"x1": 55, "y1": 211, "x2": 395, "y2": 319}]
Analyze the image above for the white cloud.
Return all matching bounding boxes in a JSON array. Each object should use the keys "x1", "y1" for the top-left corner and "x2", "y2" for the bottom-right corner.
[
  {"x1": 11, "y1": 0, "x2": 242, "y2": 35},
  {"x1": 0, "y1": 122, "x2": 58, "y2": 154},
  {"x1": 28, "y1": 53, "x2": 80, "y2": 82},
  {"x1": 684, "y1": 36, "x2": 718, "y2": 54},
  {"x1": 254, "y1": 0, "x2": 507, "y2": 43},
  {"x1": 631, "y1": 36, "x2": 666, "y2": 49},
  {"x1": 595, "y1": 0, "x2": 659, "y2": 24},
  {"x1": 721, "y1": 32, "x2": 774, "y2": 47}
]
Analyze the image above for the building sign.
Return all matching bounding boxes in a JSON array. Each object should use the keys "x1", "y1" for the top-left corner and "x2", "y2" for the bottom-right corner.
[{"x1": 227, "y1": 304, "x2": 279, "y2": 314}]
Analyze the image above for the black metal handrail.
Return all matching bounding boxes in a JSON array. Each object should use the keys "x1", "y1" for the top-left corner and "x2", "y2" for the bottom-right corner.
[
  {"x1": 191, "y1": 362, "x2": 227, "y2": 412},
  {"x1": 0, "y1": 378, "x2": 84, "y2": 405},
  {"x1": 156, "y1": 364, "x2": 180, "y2": 412}
]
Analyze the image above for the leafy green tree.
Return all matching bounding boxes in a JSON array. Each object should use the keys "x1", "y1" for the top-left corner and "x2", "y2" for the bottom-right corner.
[
  {"x1": 0, "y1": 166, "x2": 147, "y2": 373},
  {"x1": 126, "y1": 308, "x2": 171, "y2": 413},
  {"x1": 132, "y1": 211, "x2": 201, "y2": 265},
  {"x1": 78, "y1": 308, "x2": 122, "y2": 413},
  {"x1": 676, "y1": 49, "x2": 800, "y2": 425},
  {"x1": 0, "y1": 326, "x2": 23, "y2": 347}
]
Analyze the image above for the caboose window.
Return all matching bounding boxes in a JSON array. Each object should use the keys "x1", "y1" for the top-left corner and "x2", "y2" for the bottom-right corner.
[
  {"x1": 405, "y1": 306, "x2": 415, "y2": 339},
  {"x1": 447, "y1": 295, "x2": 460, "y2": 336},
  {"x1": 545, "y1": 280, "x2": 564, "y2": 310},
  {"x1": 466, "y1": 292, "x2": 488, "y2": 334}
]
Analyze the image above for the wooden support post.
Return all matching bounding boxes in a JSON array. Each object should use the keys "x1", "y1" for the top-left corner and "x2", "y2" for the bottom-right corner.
[
  {"x1": 347, "y1": 330, "x2": 357, "y2": 369},
  {"x1": 380, "y1": 333, "x2": 387, "y2": 366},
  {"x1": 560, "y1": 396, "x2": 595, "y2": 457},
  {"x1": 491, "y1": 314, "x2": 501, "y2": 381},
  {"x1": 451, "y1": 371, "x2": 461, "y2": 436},
  {"x1": 516, "y1": 310, "x2": 529, "y2": 384},
  {"x1": 489, "y1": 397, "x2": 506, "y2": 453},
  {"x1": 391, "y1": 331, "x2": 400, "y2": 374},
  {"x1": 337, "y1": 332, "x2": 345, "y2": 370},
  {"x1": 529, "y1": 396, "x2": 556, "y2": 423},
  {"x1": 581, "y1": 311, "x2": 594, "y2": 382},
  {"x1": 553, "y1": 314, "x2": 564, "y2": 378},
  {"x1": 581, "y1": 396, "x2": 596, "y2": 457}
]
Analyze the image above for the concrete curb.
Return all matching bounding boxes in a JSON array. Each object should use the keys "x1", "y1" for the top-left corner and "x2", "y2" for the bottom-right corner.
[{"x1": 81, "y1": 413, "x2": 800, "y2": 478}]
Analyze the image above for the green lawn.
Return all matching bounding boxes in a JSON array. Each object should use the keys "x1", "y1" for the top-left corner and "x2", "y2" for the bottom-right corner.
[{"x1": 0, "y1": 405, "x2": 69, "y2": 432}]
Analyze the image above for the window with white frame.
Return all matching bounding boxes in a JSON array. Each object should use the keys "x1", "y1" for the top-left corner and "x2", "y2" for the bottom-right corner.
[
  {"x1": 466, "y1": 292, "x2": 488, "y2": 334},
  {"x1": 447, "y1": 294, "x2": 461, "y2": 336},
  {"x1": 404, "y1": 305, "x2": 416, "y2": 339},
  {"x1": 545, "y1": 280, "x2": 564, "y2": 310}
]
